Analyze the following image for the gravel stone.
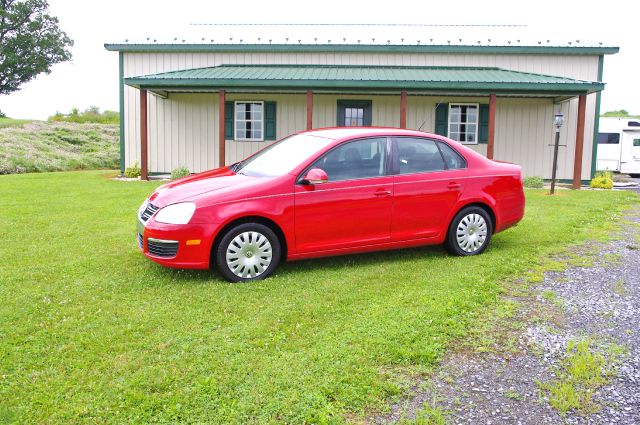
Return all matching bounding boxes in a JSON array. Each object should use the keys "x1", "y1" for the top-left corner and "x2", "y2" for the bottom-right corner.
[{"x1": 378, "y1": 207, "x2": 640, "y2": 424}]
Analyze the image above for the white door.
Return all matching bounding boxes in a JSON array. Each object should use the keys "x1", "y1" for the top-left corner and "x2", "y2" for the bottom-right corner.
[
  {"x1": 620, "y1": 130, "x2": 640, "y2": 175},
  {"x1": 596, "y1": 132, "x2": 621, "y2": 171}
]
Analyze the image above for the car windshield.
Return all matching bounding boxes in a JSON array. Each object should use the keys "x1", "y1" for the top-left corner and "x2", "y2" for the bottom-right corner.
[{"x1": 235, "y1": 134, "x2": 334, "y2": 177}]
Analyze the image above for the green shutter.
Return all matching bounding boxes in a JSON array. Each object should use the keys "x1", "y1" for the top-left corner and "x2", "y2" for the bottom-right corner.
[
  {"x1": 478, "y1": 104, "x2": 489, "y2": 144},
  {"x1": 264, "y1": 101, "x2": 277, "y2": 140},
  {"x1": 435, "y1": 103, "x2": 448, "y2": 136},
  {"x1": 224, "y1": 101, "x2": 234, "y2": 140}
]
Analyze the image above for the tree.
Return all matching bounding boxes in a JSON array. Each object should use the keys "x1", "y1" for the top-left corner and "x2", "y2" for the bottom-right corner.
[
  {"x1": 602, "y1": 109, "x2": 630, "y2": 117},
  {"x1": 0, "y1": 0, "x2": 73, "y2": 96}
]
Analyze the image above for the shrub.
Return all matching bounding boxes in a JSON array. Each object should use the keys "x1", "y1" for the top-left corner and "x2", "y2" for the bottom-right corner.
[
  {"x1": 48, "y1": 107, "x2": 119, "y2": 124},
  {"x1": 590, "y1": 171, "x2": 613, "y2": 189},
  {"x1": 124, "y1": 162, "x2": 141, "y2": 178},
  {"x1": 523, "y1": 176, "x2": 544, "y2": 189},
  {"x1": 171, "y1": 166, "x2": 190, "y2": 180}
]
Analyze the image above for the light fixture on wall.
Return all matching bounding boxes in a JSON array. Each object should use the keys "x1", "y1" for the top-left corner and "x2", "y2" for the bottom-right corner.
[{"x1": 550, "y1": 112, "x2": 565, "y2": 195}]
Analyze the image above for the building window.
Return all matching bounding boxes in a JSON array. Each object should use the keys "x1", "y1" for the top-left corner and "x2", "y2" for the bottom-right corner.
[
  {"x1": 235, "y1": 101, "x2": 264, "y2": 141},
  {"x1": 345, "y1": 107, "x2": 364, "y2": 126},
  {"x1": 337, "y1": 100, "x2": 372, "y2": 127},
  {"x1": 597, "y1": 133, "x2": 620, "y2": 144},
  {"x1": 448, "y1": 104, "x2": 478, "y2": 144}
]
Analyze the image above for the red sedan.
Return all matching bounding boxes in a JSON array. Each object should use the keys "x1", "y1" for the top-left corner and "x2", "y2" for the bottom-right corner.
[{"x1": 137, "y1": 128, "x2": 525, "y2": 282}]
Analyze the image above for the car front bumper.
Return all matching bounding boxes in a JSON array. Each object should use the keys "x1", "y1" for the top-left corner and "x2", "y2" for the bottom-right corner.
[{"x1": 137, "y1": 217, "x2": 217, "y2": 269}]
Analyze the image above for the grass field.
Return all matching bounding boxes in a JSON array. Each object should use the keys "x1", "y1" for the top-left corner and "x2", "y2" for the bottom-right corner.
[
  {"x1": 0, "y1": 121, "x2": 118, "y2": 174},
  {"x1": 0, "y1": 171, "x2": 637, "y2": 423},
  {"x1": 0, "y1": 118, "x2": 32, "y2": 129}
]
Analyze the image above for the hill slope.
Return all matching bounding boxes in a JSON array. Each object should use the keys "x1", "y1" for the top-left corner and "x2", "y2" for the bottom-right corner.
[{"x1": 0, "y1": 121, "x2": 119, "y2": 174}]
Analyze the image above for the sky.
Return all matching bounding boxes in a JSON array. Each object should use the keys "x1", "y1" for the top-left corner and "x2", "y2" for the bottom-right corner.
[{"x1": 0, "y1": 0, "x2": 638, "y2": 120}]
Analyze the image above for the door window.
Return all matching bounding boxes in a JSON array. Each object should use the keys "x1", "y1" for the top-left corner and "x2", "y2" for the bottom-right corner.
[
  {"x1": 311, "y1": 138, "x2": 386, "y2": 182},
  {"x1": 395, "y1": 138, "x2": 446, "y2": 174}
]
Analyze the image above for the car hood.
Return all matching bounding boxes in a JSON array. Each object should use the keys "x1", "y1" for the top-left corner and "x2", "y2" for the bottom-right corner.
[{"x1": 149, "y1": 167, "x2": 252, "y2": 207}]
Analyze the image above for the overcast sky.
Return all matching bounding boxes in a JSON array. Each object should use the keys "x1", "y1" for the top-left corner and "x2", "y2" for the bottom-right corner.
[{"x1": 0, "y1": 0, "x2": 638, "y2": 119}]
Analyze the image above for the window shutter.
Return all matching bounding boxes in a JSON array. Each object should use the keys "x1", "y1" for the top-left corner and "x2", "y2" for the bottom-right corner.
[
  {"x1": 363, "y1": 104, "x2": 372, "y2": 126},
  {"x1": 224, "y1": 101, "x2": 234, "y2": 140},
  {"x1": 336, "y1": 102, "x2": 346, "y2": 127},
  {"x1": 478, "y1": 104, "x2": 489, "y2": 144},
  {"x1": 264, "y1": 101, "x2": 277, "y2": 140},
  {"x1": 434, "y1": 103, "x2": 448, "y2": 136}
]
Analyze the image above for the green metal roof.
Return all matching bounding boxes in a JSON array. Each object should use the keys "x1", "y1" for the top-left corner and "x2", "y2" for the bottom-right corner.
[{"x1": 124, "y1": 65, "x2": 603, "y2": 95}]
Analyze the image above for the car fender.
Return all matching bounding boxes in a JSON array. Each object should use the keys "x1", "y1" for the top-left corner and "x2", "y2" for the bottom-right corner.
[{"x1": 204, "y1": 195, "x2": 296, "y2": 255}]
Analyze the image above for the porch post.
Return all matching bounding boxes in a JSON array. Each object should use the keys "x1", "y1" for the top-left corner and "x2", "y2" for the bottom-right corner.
[
  {"x1": 139, "y1": 89, "x2": 148, "y2": 180},
  {"x1": 572, "y1": 94, "x2": 587, "y2": 189},
  {"x1": 306, "y1": 90, "x2": 313, "y2": 130},
  {"x1": 218, "y1": 90, "x2": 226, "y2": 167},
  {"x1": 487, "y1": 94, "x2": 496, "y2": 159},
  {"x1": 400, "y1": 91, "x2": 407, "y2": 129}
]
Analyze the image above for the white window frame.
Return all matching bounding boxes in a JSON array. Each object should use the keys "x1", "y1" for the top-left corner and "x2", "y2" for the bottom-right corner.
[
  {"x1": 234, "y1": 101, "x2": 265, "y2": 142},
  {"x1": 448, "y1": 103, "x2": 479, "y2": 145}
]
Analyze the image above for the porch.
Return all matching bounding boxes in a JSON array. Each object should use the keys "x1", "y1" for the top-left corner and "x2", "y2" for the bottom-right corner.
[{"x1": 124, "y1": 65, "x2": 603, "y2": 187}]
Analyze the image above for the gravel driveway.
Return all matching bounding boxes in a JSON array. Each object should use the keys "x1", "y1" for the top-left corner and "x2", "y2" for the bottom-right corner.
[{"x1": 379, "y1": 204, "x2": 640, "y2": 424}]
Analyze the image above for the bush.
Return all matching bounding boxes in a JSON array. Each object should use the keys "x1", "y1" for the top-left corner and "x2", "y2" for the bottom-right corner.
[
  {"x1": 171, "y1": 166, "x2": 190, "y2": 180},
  {"x1": 590, "y1": 171, "x2": 613, "y2": 189},
  {"x1": 48, "y1": 107, "x2": 119, "y2": 124},
  {"x1": 124, "y1": 162, "x2": 141, "y2": 178},
  {"x1": 523, "y1": 176, "x2": 544, "y2": 189}
]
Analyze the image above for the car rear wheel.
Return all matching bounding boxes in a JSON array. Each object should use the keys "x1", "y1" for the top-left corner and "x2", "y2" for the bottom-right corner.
[
  {"x1": 215, "y1": 223, "x2": 281, "y2": 282},
  {"x1": 445, "y1": 206, "x2": 493, "y2": 256}
]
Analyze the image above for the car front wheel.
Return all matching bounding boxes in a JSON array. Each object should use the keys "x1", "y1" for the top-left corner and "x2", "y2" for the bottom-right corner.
[
  {"x1": 445, "y1": 206, "x2": 493, "y2": 256},
  {"x1": 215, "y1": 223, "x2": 281, "y2": 282}
]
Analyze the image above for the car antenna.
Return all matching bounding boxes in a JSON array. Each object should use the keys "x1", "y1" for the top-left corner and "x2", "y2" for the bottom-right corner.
[{"x1": 417, "y1": 119, "x2": 427, "y2": 131}]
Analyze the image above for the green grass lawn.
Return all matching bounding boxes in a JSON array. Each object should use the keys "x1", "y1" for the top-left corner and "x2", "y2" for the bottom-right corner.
[{"x1": 0, "y1": 171, "x2": 637, "y2": 423}]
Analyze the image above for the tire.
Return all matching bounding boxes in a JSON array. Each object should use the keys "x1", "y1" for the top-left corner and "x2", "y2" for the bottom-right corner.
[
  {"x1": 445, "y1": 206, "x2": 493, "y2": 256},
  {"x1": 629, "y1": 174, "x2": 640, "y2": 178},
  {"x1": 214, "y1": 223, "x2": 281, "y2": 282}
]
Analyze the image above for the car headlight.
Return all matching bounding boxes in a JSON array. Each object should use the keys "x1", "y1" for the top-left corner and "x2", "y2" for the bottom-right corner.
[{"x1": 154, "y1": 202, "x2": 196, "y2": 225}]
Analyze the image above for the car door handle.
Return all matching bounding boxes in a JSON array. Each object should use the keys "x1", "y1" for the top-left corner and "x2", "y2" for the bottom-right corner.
[
  {"x1": 448, "y1": 182, "x2": 462, "y2": 190},
  {"x1": 374, "y1": 189, "x2": 392, "y2": 197}
]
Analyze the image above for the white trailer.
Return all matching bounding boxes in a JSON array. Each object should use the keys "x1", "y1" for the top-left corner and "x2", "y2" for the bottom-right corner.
[{"x1": 597, "y1": 117, "x2": 640, "y2": 177}]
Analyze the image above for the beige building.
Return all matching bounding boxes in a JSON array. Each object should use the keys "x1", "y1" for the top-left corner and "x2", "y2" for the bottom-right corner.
[{"x1": 105, "y1": 24, "x2": 618, "y2": 186}]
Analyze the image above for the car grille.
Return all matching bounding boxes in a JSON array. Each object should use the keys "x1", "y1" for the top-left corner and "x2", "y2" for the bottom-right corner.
[
  {"x1": 147, "y1": 239, "x2": 179, "y2": 258},
  {"x1": 140, "y1": 203, "x2": 159, "y2": 222},
  {"x1": 137, "y1": 233, "x2": 143, "y2": 249}
]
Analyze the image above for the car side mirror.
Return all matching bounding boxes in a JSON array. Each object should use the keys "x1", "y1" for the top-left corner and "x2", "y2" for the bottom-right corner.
[{"x1": 301, "y1": 168, "x2": 328, "y2": 185}]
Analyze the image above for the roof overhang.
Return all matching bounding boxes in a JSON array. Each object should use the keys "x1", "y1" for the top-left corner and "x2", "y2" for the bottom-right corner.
[
  {"x1": 105, "y1": 43, "x2": 619, "y2": 55},
  {"x1": 124, "y1": 65, "x2": 605, "y2": 98}
]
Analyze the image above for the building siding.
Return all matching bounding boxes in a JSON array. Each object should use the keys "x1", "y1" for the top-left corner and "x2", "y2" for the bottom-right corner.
[{"x1": 122, "y1": 51, "x2": 599, "y2": 179}]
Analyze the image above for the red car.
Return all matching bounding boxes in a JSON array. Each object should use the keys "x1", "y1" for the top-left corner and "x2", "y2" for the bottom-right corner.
[{"x1": 137, "y1": 128, "x2": 525, "y2": 282}]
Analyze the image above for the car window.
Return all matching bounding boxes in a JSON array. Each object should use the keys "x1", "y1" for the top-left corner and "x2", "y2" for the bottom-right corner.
[
  {"x1": 437, "y1": 141, "x2": 467, "y2": 170},
  {"x1": 311, "y1": 138, "x2": 387, "y2": 182},
  {"x1": 396, "y1": 138, "x2": 445, "y2": 174}
]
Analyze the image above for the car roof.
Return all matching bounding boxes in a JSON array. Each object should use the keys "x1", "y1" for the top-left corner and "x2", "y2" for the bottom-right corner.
[{"x1": 299, "y1": 127, "x2": 440, "y2": 140}]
